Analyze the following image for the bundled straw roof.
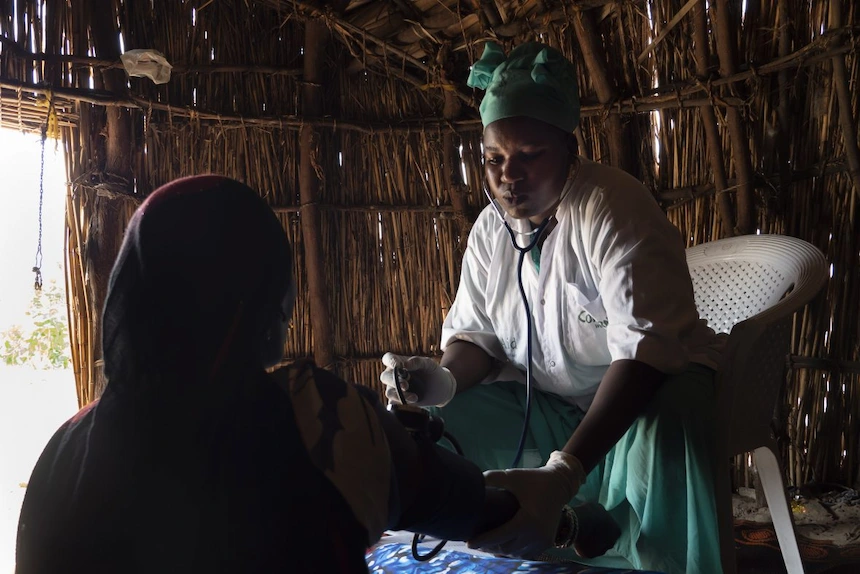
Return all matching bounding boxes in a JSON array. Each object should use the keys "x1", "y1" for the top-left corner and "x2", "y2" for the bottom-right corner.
[{"x1": 1, "y1": 0, "x2": 858, "y2": 490}]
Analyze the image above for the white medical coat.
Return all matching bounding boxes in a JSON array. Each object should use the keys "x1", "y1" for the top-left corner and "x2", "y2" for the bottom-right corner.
[{"x1": 441, "y1": 158, "x2": 723, "y2": 410}]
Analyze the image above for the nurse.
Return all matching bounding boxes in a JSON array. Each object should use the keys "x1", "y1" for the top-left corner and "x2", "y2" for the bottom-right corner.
[{"x1": 380, "y1": 42, "x2": 725, "y2": 574}]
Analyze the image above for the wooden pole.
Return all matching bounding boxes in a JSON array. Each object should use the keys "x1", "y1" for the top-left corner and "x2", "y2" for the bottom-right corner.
[
  {"x1": 712, "y1": 1, "x2": 756, "y2": 235},
  {"x1": 572, "y1": 8, "x2": 637, "y2": 177},
  {"x1": 480, "y1": 0, "x2": 503, "y2": 28},
  {"x1": 85, "y1": 0, "x2": 133, "y2": 398},
  {"x1": 439, "y1": 46, "x2": 471, "y2": 234},
  {"x1": 692, "y1": 1, "x2": 735, "y2": 238},
  {"x1": 775, "y1": 0, "x2": 792, "y2": 217},
  {"x1": 49, "y1": 161, "x2": 855, "y2": 216},
  {"x1": 299, "y1": 17, "x2": 337, "y2": 371},
  {"x1": 829, "y1": 0, "x2": 860, "y2": 218}
]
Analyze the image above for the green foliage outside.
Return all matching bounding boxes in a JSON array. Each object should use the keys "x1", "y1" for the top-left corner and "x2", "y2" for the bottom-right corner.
[{"x1": 1, "y1": 279, "x2": 71, "y2": 369}]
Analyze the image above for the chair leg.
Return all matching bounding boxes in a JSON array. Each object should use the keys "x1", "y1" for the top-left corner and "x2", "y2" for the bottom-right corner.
[
  {"x1": 714, "y1": 454, "x2": 737, "y2": 574},
  {"x1": 753, "y1": 446, "x2": 804, "y2": 574}
]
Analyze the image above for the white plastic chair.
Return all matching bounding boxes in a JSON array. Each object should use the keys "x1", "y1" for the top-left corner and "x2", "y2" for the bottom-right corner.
[{"x1": 685, "y1": 234, "x2": 827, "y2": 574}]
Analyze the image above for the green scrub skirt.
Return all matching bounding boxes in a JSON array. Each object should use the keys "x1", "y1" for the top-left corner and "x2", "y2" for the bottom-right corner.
[{"x1": 429, "y1": 364, "x2": 722, "y2": 574}]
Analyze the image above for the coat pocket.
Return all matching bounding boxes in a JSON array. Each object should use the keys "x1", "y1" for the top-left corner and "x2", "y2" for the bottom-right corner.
[{"x1": 562, "y1": 283, "x2": 611, "y2": 366}]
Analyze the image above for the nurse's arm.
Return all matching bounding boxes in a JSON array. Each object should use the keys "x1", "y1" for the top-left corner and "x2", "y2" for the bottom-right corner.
[
  {"x1": 440, "y1": 340, "x2": 494, "y2": 395},
  {"x1": 561, "y1": 359, "x2": 666, "y2": 472}
]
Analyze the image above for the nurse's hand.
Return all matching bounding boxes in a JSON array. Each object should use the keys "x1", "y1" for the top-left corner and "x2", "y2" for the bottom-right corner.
[
  {"x1": 379, "y1": 353, "x2": 458, "y2": 407},
  {"x1": 467, "y1": 451, "x2": 586, "y2": 559}
]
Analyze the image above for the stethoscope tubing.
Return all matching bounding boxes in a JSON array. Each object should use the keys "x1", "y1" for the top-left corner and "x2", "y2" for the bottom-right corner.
[{"x1": 482, "y1": 182, "x2": 552, "y2": 469}]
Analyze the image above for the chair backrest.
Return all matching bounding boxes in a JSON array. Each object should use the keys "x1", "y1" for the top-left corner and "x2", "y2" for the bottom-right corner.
[
  {"x1": 686, "y1": 235, "x2": 826, "y2": 334},
  {"x1": 685, "y1": 235, "x2": 827, "y2": 454}
]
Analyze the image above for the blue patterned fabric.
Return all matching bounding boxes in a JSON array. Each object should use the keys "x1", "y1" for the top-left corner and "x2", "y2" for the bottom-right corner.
[{"x1": 366, "y1": 542, "x2": 660, "y2": 574}]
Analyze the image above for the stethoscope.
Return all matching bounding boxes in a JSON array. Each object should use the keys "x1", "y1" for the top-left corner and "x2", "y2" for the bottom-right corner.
[
  {"x1": 482, "y1": 173, "x2": 574, "y2": 469},
  {"x1": 402, "y1": 175, "x2": 575, "y2": 562},
  {"x1": 406, "y1": 188, "x2": 556, "y2": 562}
]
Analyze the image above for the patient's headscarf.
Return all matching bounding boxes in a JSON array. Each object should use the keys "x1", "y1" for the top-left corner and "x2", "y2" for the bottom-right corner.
[
  {"x1": 101, "y1": 175, "x2": 292, "y2": 398},
  {"x1": 467, "y1": 42, "x2": 580, "y2": 133}
]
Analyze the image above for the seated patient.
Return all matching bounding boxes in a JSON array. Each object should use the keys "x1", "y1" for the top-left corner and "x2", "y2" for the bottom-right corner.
[{"x1": 15, "y1": 176, "x2": 520, "y2": 574}]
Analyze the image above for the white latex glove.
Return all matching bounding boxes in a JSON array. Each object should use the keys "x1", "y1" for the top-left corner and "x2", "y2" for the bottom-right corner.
[
  {"x1": 379, "y1": 352, "x2": 457, "y2": 407},
  {"x1": 467, "y1": 451, "x2": 586, "y2": 559}
]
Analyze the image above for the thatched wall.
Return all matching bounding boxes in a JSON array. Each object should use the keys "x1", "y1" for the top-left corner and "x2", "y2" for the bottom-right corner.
[{"x1": 1, "y1": 0, "x2": 858, "y2": 490}]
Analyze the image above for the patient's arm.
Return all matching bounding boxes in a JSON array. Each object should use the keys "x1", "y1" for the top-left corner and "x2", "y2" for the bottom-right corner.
[
  {"x1": 354, "y1": 383, "x2": 518, "y2": 541},
  {"x1": 275, "y1": 362, "x2": 518, "y2": 544}
]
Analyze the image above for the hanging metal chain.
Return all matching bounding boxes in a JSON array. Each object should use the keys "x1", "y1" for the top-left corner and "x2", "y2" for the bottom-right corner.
[
  {"x1": 32, "y1": 87, "x2": 58, "y2": 292},
  {"x1": 33, "y1": 124, "x2": 46, "y2": 292}
]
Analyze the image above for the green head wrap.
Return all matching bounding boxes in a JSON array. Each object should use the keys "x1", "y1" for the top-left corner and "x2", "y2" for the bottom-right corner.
[{"x1": 467, "y1": 42, "x2": 580, "y2": 133}]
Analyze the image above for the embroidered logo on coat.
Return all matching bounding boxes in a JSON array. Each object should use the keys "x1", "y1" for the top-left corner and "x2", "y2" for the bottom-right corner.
[{"x1": 578, "y1": 310, "x2": 608, "y2": 329}]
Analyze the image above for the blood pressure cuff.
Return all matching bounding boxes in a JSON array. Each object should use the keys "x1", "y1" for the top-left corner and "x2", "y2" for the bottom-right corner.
[
  {"x1": 277, "y1": 360, "x2": 485, "y2": 544},
  {"x1": 392, "y1": 433, "x2": 485, "y2": 541}
]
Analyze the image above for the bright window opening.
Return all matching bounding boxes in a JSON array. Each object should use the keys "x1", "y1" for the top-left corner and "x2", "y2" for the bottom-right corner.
[{"x1": 0, "y1": 129, "x2": 78, "y2": 572}]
